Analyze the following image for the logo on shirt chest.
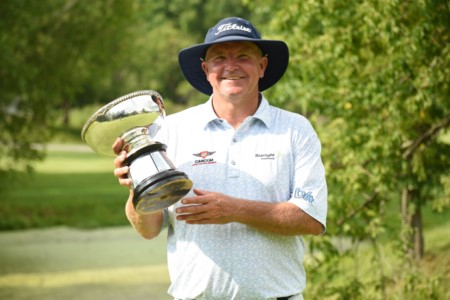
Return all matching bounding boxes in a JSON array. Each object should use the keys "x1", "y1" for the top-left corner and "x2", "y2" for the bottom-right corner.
[
  {"x1": 192, "y1": 150, "x2": 216, "y2": 166},
  {"x1": 255, "y1": 151, "x2": 282, "y2": 160}
]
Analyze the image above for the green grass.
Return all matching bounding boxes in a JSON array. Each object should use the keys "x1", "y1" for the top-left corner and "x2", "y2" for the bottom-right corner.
[
  {"x1": 35, "y1": 150, "x2": 114, "y2": 173},
  {"x1": 3, "y1": 99, "x2": 193, "y2": 230},
  {"x1": 1, "y1": 149, "x2": 129, "y2": 230},
  {"x1": 0, "y1": 147, "x2": 172, "y2": 299},
  {"x1": 0, "y1": 227, "x2": 171, "y2": 300},
  {"x1": 1, "y1": 146, "x2": 449, "y2": 299}
]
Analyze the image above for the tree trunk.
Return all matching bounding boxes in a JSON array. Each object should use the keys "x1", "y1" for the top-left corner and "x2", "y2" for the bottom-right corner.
[
  {"x1": 412, "y1": 196, "x2": 424, "y2": 260},
  {"x1": 62, "y1": 100, "x2": 71, "y2": 127},
  {"x1": 401, "y1": 187, "x2": 412, "y2": 258},
  {"x1": 401, "y1": 187, "x2": 424, "y2": 261}
]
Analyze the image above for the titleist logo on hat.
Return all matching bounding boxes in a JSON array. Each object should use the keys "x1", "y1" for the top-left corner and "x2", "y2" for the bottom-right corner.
[{"x1": 215, "y1": 23, "x2": 252, "y2": 36}]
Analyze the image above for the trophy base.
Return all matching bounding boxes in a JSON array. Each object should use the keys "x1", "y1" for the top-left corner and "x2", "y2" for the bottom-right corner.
[{"x1": 133, "y1": 170, "x2": 193, "y2": 214}]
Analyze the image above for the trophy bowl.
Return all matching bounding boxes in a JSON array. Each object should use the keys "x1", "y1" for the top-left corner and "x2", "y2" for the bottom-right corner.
[{"x1": 81, "y1": 90, "x2": 193, "y2": 214}]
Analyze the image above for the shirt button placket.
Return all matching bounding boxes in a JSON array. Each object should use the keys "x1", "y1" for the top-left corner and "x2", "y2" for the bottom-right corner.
[{"x1": 228, "y1": 135, "x2": 240, "y2": 178}]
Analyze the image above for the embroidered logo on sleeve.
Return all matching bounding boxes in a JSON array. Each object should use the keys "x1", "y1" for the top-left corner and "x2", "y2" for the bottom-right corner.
[
  {"x1": 192, "y1": 151, "x2": 216, "y2": 166},
  {"x1": 294, "y1": 188, "x2": 315, "y2": 203}
]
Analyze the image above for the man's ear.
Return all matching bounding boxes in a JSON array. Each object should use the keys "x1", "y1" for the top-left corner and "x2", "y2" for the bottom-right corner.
[
  {"x1": 259, "y1": 55, "x2": 268, "y2": 78},
  {"x1": 201, "y1": 61, "x2": 209, "y2": 78}
]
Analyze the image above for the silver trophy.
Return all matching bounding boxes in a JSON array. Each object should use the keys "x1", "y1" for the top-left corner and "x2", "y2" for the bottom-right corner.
[{"x1": 81, "y1": 90, "x2": 193, "y2": 214}]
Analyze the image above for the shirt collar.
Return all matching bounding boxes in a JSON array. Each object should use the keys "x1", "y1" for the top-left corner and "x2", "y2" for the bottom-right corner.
[
  {"x1": 252, "y1": 94, "x2": 271, "y2": 128},
  {"x1": 198, "y1": 94, "x2": 272, "y2": 129},
  {"x1": 197, "y1": 96, "x2": 220, "y2": 128}
]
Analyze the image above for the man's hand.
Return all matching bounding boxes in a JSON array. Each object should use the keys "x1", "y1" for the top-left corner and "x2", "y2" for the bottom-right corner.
[
  {"x1": 176, "y1": 189, "x2": 242, "y2": 224},
  {"x1": 176, "y1": 188, "x2": 324, "y2": 236},
  {"x1": 112, "y1": 137, "x2": 132, "y2": 188}
]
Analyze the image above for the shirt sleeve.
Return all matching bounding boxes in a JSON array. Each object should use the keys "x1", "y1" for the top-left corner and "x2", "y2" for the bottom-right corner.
[{"x1": 288, "y1": 122, "x2": 328, "y2": 231}]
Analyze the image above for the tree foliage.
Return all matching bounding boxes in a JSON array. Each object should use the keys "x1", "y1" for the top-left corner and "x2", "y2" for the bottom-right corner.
[
  {"x1": 245, "y1": 0, "x2": 449, "y2": 298},
  {"x1": 2, "y1": 0, "x2": 448, "y2": 297},
  {"x1": 0, "y1": 0, "x2": 139, "y2": 185},
  {"x1": 0, "y1": 0, "x2": 251, "y2": 188}
]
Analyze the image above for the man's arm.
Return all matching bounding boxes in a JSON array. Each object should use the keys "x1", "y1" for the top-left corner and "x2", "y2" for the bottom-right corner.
[
  {"x1": 113, "y1": 138, "x2": 164, "y2": 239},
  {"x1": 176, "y1": 188, "x2": 324, "y2": 236},
  {"x1": 124, "y1": 191, "x2": 164, "y2": 239}
]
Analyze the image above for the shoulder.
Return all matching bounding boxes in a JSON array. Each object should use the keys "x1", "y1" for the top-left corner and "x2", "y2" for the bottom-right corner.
[
  {"x1": 268, "y1": 104, "x2": 316, "y2": 135},
  {"x1": 158, "y1": 102, "x2": 213, "y2": 143}
]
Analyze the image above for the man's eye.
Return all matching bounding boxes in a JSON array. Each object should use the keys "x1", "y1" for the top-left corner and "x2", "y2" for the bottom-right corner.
[
  {"x1": 213, "y1": 56, "x2": 225, "y2": 62},
  {"x1": 238, "y1": 54, "x2": 251, "y2": 60}
]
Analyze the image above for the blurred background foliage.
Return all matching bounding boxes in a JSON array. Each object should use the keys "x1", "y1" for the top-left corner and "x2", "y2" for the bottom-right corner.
[
  {"x1": 0, "y1": 0, "x2": 251, "y2": 177},
  {"x1": 1, "y1": 0, "x2": 449, "y2": 299}
]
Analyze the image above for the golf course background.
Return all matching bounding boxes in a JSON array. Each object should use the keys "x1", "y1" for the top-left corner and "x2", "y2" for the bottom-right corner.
[
  {"x1": 1, "y1": 1, "x2": 449, "y2": 298},
  {"x1": 2, "y1": 147, "x2": 129, "y2": 230},
  {"x1": 0, "y1": 227, "x2": 170, "y2": 300},
  {"x1": 1, "y1": 140, "x2": 449, "y2": 299},
  {"x1": 0, "y1": 144, "x2": 173, "y2": 299},
  {"x1": 1, "y1": 106, "x2": 450, "y2": 299}
]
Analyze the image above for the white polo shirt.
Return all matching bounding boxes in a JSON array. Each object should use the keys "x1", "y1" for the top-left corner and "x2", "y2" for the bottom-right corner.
[{"x1": 157, "y1": 95, "x2": 327, "y2": 299}]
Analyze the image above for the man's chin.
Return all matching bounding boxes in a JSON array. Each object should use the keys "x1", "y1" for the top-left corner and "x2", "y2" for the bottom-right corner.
[{"x1": 220, "y1": 85, "x2": 246, "y2": 96}]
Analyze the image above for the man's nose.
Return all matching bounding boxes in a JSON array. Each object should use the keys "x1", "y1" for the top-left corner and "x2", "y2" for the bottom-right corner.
[{"x1": 224, "y1": 57, "x2": 239, "y2": 70}]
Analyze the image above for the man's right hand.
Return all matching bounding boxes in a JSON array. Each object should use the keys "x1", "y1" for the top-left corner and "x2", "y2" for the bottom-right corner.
[
  {"x1": 112, "y1": 138, "x2": 162, "y2": 239},
  {"x1": 112, "y1": 137, "x2": 132, "y2": 188}
]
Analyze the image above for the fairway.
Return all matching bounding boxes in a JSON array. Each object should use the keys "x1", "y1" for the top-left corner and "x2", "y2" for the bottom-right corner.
[
  {"x1": 0, "y1": 145, "x2": 172, "y2": 299},
  {"x1": 0, "y1": 227, "x2": 171, "y2": 300},
  {"x1": 2, "y1": 145, "x2": 449, "y2": 299},
  {"x1": 35, "y1": 145, "x2": 114, "y2": 174},
  {"x1": 2, "y1": 145, "x2": 130, "y2": 230}
]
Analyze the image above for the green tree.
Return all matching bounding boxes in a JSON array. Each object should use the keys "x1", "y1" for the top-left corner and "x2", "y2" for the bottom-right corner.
[
  {"x1": 246, "y1": 0, "x2": 449, "y2": 298},
  {"x1": 146, "y1": 0, "x2": 253, "y2": 104},
  {"x1": 0, "y1": 0, "x2": 141, "y2": 187},
  {"x1": 0, "y1": 0, "x2": 253, "y2": 187}
]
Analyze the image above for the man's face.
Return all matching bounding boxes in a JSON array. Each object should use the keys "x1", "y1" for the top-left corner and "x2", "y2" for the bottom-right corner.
[{"x1": 201, "y1": 42, "x2": 268, "y2": 99}]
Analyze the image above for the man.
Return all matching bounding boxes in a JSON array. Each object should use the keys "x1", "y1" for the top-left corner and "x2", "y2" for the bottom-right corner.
[{"x1": 113, "y1": 17, "x2": 327, "y2": 300}]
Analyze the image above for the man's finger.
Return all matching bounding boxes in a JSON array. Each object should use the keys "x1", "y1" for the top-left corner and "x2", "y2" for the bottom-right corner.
[
  {"x1": 114, "y1": 166, "x2": 129, "y2": 178},
  {"x1": 112, "y1": 137, "x2": 124, "y2": 155},
  {"x1": 119, "y1": 177, "x2": 132, "y2": 188},
  {"x1": 193, "y1": 188, "x2": 209, "y2": 196}
]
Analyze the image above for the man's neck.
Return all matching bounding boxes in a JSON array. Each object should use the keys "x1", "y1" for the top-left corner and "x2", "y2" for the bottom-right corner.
[{"x1": 212, "y1": 93, "x2": 261, "y2": 128}]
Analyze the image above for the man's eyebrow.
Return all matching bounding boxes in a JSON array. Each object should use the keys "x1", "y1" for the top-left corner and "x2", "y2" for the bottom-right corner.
[{"x1": 203, "y1": 44, "x2": 263, "y2": 60}]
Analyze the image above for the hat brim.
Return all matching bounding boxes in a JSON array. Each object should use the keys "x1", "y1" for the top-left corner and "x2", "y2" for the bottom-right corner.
[{"x1": 178, "y1": 36, "x2": 289, "y2": 95}]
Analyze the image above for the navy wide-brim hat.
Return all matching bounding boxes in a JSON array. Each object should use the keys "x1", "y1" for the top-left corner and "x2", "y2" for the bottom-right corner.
[{"x1": 178, "y1": 17, "x2": 289, "y2": 95}]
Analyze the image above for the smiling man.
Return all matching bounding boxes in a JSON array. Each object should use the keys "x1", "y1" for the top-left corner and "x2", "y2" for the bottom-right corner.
[
  {"x1": 113, "y1": 17, "x2": 328, "y2": 300},
  {"x1": 201, "y1": 41, "x2": 267, "y2": 108}
]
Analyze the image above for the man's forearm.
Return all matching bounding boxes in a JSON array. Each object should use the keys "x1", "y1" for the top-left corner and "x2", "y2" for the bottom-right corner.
[
  {"x1": 125, "y1": 192, "x2": 163, "y2": 239},
  {"x1": 234, "y1": 199, "x2": 323, "y2": 236}
]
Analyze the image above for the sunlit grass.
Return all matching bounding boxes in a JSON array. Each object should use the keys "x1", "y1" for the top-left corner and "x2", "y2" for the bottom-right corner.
[
  {"x1": 2, "y1": 149, "x2": 129, "y2": 230},
  {"x1": 36, "y1": 149, "x2": 113, "y2": 174},
  {"x1": 1, "y1": 146, "x2": 449, "y2": 299}
]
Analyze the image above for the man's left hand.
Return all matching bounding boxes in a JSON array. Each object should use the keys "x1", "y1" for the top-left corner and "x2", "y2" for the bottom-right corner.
[{"x1": 176, "y1": 189, "x2": 241, "y2": 224}]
